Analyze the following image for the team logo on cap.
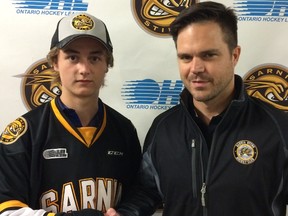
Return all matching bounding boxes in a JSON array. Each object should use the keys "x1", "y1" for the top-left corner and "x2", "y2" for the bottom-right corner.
[
  {"x1": 72, "y1": 14, "x2": 94, "y2": 30},
  {"x1": 18, "y1": 59, "x2": 61, "y2": 110},
  {"x1": 0, "y1": 117, "x2": 27, "y2": 144},
  {"x1": 131, "y1": 0, "x2": 197, "y2": 36},
  {"x1": 233, "y1": 140, "x2": 258, "y2": 165},
  {"x1": 243, "y1": 64, "x2": 288, "y2": 111}
]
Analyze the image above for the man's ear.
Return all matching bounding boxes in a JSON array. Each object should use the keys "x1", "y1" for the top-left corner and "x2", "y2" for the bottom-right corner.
[{"x1": 232, "y1": 45, "x2": 241, "y2": 66}]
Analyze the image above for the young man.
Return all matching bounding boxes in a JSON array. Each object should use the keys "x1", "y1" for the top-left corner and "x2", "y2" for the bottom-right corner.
[
  {"x1": 0, "y1": 13, "x2": 141, "y2": 216},
  {"x1": 106, "y1": 2, "x2": 288, "y2": 216}
]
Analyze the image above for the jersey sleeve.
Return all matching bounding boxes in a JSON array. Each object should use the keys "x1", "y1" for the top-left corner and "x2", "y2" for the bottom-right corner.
[{"x1": 0, "y1": 117, "x2": 36, "y2": 214}]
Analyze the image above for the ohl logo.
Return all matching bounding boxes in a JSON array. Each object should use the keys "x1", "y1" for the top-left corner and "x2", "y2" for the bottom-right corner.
[
  {"x1": 122, "y1": 79, "x2": 184, "y2": 110},
  {"x1": 243, "y1": 64, "x2": 288, "y2": 111},
  {"x1": 12, "y1": 0, "x2": 88, "y2": 11},
  {"x1": 131, "y1": 0, "x2": 197, "y2": 36},
  {"x1": 18, "y1": 59, "x2": 61, "y2": 110},
  {"x1": 234, "y1": 0, "x2": 288, "y2": 17}
]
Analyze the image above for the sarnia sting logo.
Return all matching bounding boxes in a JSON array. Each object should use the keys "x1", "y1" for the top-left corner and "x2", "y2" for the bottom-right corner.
[
  {"x1": 233, "y1": 140, "x2": 258, "y2": 165},
  {"x1": 19, "y1": 59, "x2": 62, "y2": 110},
  {"x1": 244, "y1": 64, "x2": 288, "y2": 112},
  {"x1": 131, "y1": 0, "x2": 197, "y2": 36}
]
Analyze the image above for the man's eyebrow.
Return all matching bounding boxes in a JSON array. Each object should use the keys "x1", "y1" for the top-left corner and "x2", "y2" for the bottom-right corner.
[
  {"x1": 177, "y1": 52, "x2": 191, "y2": 57},
  {"x1": 62, "y1": 48, "x2": 104, "y2": 55},
  {"x1": 62, "y1": 48, "x2": 79, "y2": 54},
  {"x1": 90, "y1": 50, "x2": 105, "y2": 55},
  {"x1": 201, "y1": 49, "x2": 219, "y2": 53},
  {"x1": 177, "y1": 49, "x2": 220, "y2": 56}
]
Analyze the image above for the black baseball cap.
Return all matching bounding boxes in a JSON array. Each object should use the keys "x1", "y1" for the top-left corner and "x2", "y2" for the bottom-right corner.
[{"x1": 50, "y1": 12, "x2": 113, "y2": 53}]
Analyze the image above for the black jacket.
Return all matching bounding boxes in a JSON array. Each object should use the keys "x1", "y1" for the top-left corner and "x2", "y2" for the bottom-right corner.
[{"x1": 117, "y1": 75, "x2": 288, "y2": 216}]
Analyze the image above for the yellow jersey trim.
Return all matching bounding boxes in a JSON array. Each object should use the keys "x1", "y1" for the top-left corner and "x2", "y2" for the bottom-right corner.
[
  {"x1": 0, "y1": 200, "x2": 27, "y2": 212},
  {"x1": 51, "y1": 99, "x2": 86, "y2": 144},
  {"x1": 51, "y1": 99, "x2": 107, "y2": 148}
]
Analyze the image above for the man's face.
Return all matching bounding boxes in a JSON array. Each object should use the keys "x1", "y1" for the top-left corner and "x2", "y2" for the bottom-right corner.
[
  {"x1": 176, "y1": 21, "x2": 241, "y2": 106},
  {"x1": 53, "y1": 37, "x2": 108, "y2": 100}
]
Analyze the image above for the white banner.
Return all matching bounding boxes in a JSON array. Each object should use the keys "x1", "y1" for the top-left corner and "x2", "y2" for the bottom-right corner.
[{"x1": 0, "y1": 1, "x2": 287, "y2": 215}]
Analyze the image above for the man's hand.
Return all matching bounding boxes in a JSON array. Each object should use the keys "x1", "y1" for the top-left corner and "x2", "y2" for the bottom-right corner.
[{"x1": 104, "y1": 208, "x2": 120, "y2": 216}]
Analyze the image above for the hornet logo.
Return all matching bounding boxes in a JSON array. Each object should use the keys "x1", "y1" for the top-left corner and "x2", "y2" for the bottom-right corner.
[
  {"x1": 17, "y1": 59, "x2": 61, "y2": 110},
  {"x1": 0, "y1": 117, "x2": 28, "y2": 144},
  {"x1": 131, "y1": 0, "x2": 197, "y2": 36},
  {"x1": 244, "y1": 64, "x2": 288, "y2": 111}
]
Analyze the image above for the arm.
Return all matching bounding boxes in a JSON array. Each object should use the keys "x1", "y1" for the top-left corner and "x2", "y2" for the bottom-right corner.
[
  {"x1": 113, "y1": 146, "x2": 163, "y2": 216},
  {"x1": 110, "y1": 118, "x2": 164, "y2": 216},
  {"x1": 0, "y1": 118, "x2": 35, "y2": 215}
]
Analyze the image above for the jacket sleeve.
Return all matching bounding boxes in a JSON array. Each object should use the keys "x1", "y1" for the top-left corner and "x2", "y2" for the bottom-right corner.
[{"x1": 115, "y1": 131, "x2": 163, "y2": 216}]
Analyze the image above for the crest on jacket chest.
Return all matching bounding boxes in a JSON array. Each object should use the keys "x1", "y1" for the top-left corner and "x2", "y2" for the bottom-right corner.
[{"x1": 233, "y1": 140, "x2": 258, "y2": 165}]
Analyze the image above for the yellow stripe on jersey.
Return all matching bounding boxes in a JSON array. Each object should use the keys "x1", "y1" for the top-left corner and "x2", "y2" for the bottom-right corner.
[
  {"x1": 50, "y1": 99, "x2": 86, "y2": 144},
  {"x1": 77, "y1": 106, "x2": 107, "y2": 147},
  {"x1": 50, "y1": 99, "x2": 107, "y2": 147},
  {"x1": 91, "y1": 105, "x2": 107, "y2": 144},
  {"x1": 0, "y1": 200, "x2": 28, "y2": 212}
]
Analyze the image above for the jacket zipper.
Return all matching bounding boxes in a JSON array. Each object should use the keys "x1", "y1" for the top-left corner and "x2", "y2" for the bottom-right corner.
[
  {"x1": 199, "y1": 136, "x2": 208, "y2": 216},
  {"x1": 191, "y1": 139, "x2": 197, "y2": 198},
  {"x1": 192, "y1": 137, "x2": 208, "y2": 216},
  {"x1": 181, "y1": 93, "x2": 234, "y2": 216},
  {"x1": 201, "y1": 182, "x2": 206, "y2": 206},
  {"x1": 202, "y1": 119, "x2": 225, "y2": 216},
  {"x1": 180, "y1": 99, "x2": 208, "y2": 216}
]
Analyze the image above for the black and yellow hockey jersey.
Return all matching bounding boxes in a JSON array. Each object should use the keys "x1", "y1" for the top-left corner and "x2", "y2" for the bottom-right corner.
[{"x1": 0, "y1": 98, "x2": 141, "y2": 215}]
